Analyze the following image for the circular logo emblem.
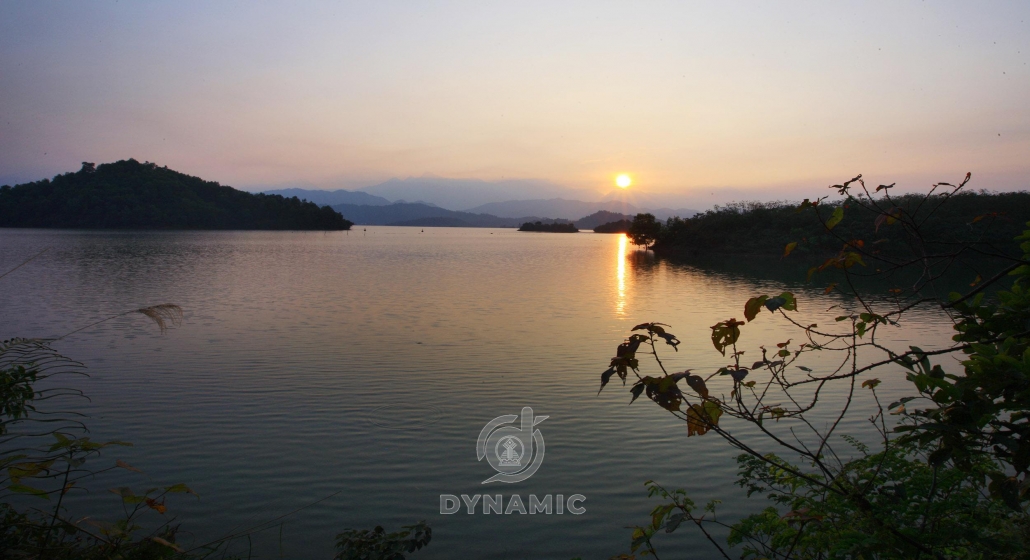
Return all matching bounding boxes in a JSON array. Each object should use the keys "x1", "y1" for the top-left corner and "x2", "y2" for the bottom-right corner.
[{"x1": 477, "y1": 407, "x2": 547, "y2": 484}]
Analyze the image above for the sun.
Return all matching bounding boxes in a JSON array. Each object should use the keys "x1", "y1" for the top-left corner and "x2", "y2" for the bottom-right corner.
[{"x1": 616, "y1": 174, "x2": 632, "y2": 188}]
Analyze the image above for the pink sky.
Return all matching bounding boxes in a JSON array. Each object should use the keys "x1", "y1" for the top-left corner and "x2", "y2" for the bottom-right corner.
[{"x1": 1, "y1": 1, "x2": 1027, "y2": 202}]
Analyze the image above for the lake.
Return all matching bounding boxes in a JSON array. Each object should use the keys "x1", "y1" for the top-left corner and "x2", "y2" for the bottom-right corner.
[{"x1": 0, "y1": 227, "x2": 955, "y2": 559}]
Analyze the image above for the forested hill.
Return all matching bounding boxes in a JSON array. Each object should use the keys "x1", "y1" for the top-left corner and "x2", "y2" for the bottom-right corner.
[
  {"x1": 0, "y1": 160, "x2": 353, "y2": 230},
  {"x1": 652, "y1": 190, "x2": 1030, "y2": 259}
]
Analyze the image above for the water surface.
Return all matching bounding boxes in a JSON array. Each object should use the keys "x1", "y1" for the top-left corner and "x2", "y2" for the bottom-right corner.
[{"x1": 0, "y1": 228, "x2": 955, "y2": 559}]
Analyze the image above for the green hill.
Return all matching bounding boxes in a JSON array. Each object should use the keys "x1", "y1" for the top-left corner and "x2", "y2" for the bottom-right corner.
[
  {"x1": 652, "y1": 191, "x2": 1030, "y2": 259},
  {"x1": 0, "y1": 160, "x2": 352, "y2": 230},
  {"x1": 594, "y1": 219, "x2": 632, "y2": 233}
]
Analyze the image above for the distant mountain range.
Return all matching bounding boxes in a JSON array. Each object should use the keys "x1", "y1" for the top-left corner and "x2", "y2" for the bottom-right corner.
[
  {"x1": 265, "y1": 179, "x2": 699, "y2": 227},
  {"x1": 261, "y1": 188, "x2": 392, "y2": 207},
  {"x1": 354, "y1": 177, "x2": 592, "y2": 211},
  {"x1": 331, "y1": 202, "x2": 634, "y2": 229},
  {"x1": 466, "y1": 198, "x2": 639, "y2": 219},
  {"x1": 330, "y1": 202, "x2": 559, "y2": 228}
]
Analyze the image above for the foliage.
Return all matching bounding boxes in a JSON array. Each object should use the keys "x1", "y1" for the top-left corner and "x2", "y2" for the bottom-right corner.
[
  {"x1": 0, "y1": 337, "x2": 205, "y2": 559},
  {"x1": 725, "y1": 448, "x2": 1021, "y2": 559},
  {"x1": 652, "y1": 188, "x2": 1030, "y2": 258},
  {"x1": 519, "y1": 221, "x2": 579, "y2": 232},
  {"x1": 334, "y1": 521, "x2": 431, "y2": 560},
  {"x1": 0, "y1": 159, "x2": 353, "y2": 230},
  {"x1": 601, "y1": 174, "x2": 1030, "y2": 559},
  {"x1": 628, "y1": 213, "x2": 661, "y2": 249}
]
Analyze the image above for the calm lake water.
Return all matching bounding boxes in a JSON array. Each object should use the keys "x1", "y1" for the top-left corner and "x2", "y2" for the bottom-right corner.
[{"x1": 0, "y1": 227, "x2": 955, "y2": 559}]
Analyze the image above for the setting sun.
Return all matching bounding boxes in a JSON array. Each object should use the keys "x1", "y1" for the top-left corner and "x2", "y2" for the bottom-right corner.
[{"x1": 615, "y1": 174, "x2": 632, "y2": 188}]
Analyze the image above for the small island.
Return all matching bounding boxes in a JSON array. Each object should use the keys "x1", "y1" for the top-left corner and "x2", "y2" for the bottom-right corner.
[
  {"x1": 593, "y1": 219, "x2": 632, "y2": 233},
  {"x1": 518, "y1": 221, "x2": 579, "y2": 233},
  {"x1": 0, "y1": 159, "x2": 353, "y2": 230}
]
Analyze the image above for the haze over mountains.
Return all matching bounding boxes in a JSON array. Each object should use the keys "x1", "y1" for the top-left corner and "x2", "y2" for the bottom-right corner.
[
  {"x1": 260, "y1": 177, "x2": 698, "y2": 226},
  {"x1": 261, "y1": 188, "x2": 391, "y2": 207},
  {"x1": 354, "y1": 176, "x2": 594, "y2": 210}
]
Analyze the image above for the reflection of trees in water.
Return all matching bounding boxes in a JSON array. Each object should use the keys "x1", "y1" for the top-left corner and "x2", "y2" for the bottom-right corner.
[{"x1": 625, "y1": 249, "x2": 658, "y2": 274}]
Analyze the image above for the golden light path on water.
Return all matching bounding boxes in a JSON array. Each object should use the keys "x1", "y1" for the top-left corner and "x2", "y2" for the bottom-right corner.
[{"x1": 616, "y1": 234, "x2": 627, "y2": 315}]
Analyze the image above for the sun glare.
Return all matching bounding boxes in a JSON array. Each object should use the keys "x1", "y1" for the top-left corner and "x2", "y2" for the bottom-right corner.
[{"x1": 616, "y1": 174, "x2": 632, "y2": 188}]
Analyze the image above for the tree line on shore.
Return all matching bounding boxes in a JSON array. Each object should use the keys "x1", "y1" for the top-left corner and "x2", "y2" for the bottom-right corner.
[{"x1": 615, "y1": 188, "x2": 1030, "y2": 258}]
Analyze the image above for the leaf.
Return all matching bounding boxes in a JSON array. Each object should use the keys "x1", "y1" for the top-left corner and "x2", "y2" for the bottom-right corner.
[
  {"x1": 665, "y1": 512, "x2": 686, "y2": 533},
  {"x1": 110, "y1": 487, "x2": 146, "y2": 504},
  {"x1": 729, "y1": 368, "x2": 749, "y2": 382},
  {"x1": 776, "y1": 292, "x2": 797, "y2": 311},
  {"x1": 764, "y1": 296, "x2": 786, "y2": 312},
  {"x1": 796, "y1": 198, "x2": 820, "y2": 212},
  {"x1": 116, "y1": 460, "x2": 143, "y2": 473},
  {"x1": 8, "y1": 483, "x2": 50, "y2": 500},
  {"x1": 763, "y1": 293, "x2": 796, "y2": 313},
  {"x1": 861, "y1": 378, "x2": 881, "y2": 389},
  {"x1": 630, "y1": 383, "x2": 646, "y2": 404},
  {"x1": 843, "y1": 252, "x2": 866, "y2": 268},
  {"x1": 150, "y1": 537, "x2": 184, "y2": 552},
  {"x1": 875, "y1": 183, "x2": 895, "y2": 192},
  {"x1": 686, "y1": 401, "x2": 723, "y2": 437},
  {"x1": 829, "y1": 174, "x2": 862, "y2": 195},
  {"x1": 783, "y1": 242, "x2": 797, "y2": 257},
  {"x1": 145, "y1": 497, "x2": 167, "y2": 514},
  {"x1": 684, "y1": 374, "x2": 709, "y2": 399},
  {"x1": 164, "y1": 483, "x2": 197, "y2": 495},
  {"x1": 874, "y1": 207, "x2": 902, "y2": 232},
  {"x1": 825, "y1": 207, "x2": 844, "y2": 230},
  {"x1": 8, "y1": 460, "x2": 54, "y2": 483},
  {"x1": 989, "y1": 473, "x2": 1022, "y2": 511},
  {"x1": 710, "y1": 319, "x2": 744, "y2": 356},
  {"x1": 636, "y1": 376, "x2": 684, "y2": 412},
  {"x1": 744, "y1": 296, "x2": 768, "y2": 322},
  {"x1": 824, "y1": 283, "x2": 837, "y2": 294},
  {"x1": 598, "y1": 366, "x2": 617, "y2": 394},
  {"x1": 630, "y1": 323, "x2": 680, "y2": 350},
  {"x1": 658, "y1": 332, "x2": 681, "y2": 350}
]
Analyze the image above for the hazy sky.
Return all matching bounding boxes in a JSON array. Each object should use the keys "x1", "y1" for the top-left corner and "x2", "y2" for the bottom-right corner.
[{"x1": 1, "y1": 1, "x2": 1028, "y2": 201}]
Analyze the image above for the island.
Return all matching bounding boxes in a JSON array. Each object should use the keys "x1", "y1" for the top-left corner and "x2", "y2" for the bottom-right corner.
[
  {"x1": 593, "y1": 219, "x2": 632, "y2": 233},
  {"x1": 518, "y1": 221, "x2": 578, "y2": 233},
  {"x1": 0, "y1": 159, "x2": 353, "y2": 230}
]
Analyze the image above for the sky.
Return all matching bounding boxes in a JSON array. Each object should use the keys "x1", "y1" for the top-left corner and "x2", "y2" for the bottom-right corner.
[{"x1": 1, "y1": 1, "x2": 1028, "y2": 204}]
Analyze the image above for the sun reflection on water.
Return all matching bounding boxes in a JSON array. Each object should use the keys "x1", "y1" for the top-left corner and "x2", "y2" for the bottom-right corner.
[{"x1": 616, "y1": 234, "x2": 627, "y2": 315}]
